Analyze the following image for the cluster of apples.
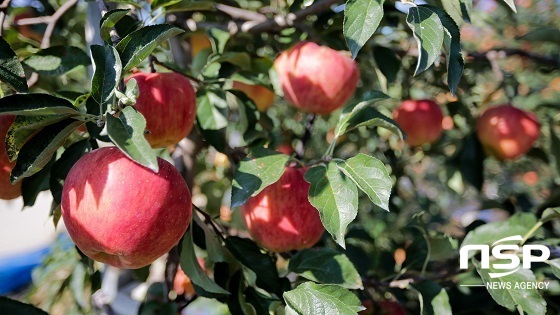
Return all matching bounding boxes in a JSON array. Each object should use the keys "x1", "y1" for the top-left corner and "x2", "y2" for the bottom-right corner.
[
  {"x1": 0, "y1": 38, "x2": 541, "y2": 278},
  {"x1": 392, "y1": 99, "x2": 540, "y2": 160}
]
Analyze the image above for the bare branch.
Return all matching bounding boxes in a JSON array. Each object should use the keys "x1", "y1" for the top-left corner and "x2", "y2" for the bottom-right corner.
[
  {"x1": 215, "y1": 3, "x2": 267, "y2": 22},
  {"x1": 0, "y1": 0, "x2": 12, "y2": 36},
  {"x1": 41, "y1": 0, "x2": 79, "y2": 48},
  {"x1": 175, "y1": 0, "x2": 340, "y2": 35},
  {"x1": 14, "y1": 16, "x2": 51, "y2": 25}
]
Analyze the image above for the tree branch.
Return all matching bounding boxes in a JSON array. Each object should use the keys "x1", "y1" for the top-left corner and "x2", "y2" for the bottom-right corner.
[
  {"x1": 41, "y1": 0, "x2": 79, "y2": 48},
  {"x1": 177, "y1": 0, "x2": 340, "y2": 35},
  {"x1": 0, "y1": 0, "x2": 12, "y2": 37},
  {"x1": 244, "y1": 0, "x2": 339, "y2": 34},
  {"x1": 214, "y1": 3, "x2": 267, "y2": 22}
]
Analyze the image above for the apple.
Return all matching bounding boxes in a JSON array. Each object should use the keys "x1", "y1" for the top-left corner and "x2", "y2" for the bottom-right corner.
[
  {"x1": 126, "y1": 72, "x2": 197, "y2": 148},
  {"x1": 190, "y1": 32, "x2": 212, "y2": 58},
  {"x1": 173, "y1": 266, "x2": 194, "y2": 297},
  {"x1": 273, "y1": 41, "x2": 359, "y2": 115},
  {"x1": 378, "y1": 301, "x2": 407, "y2": 315},
  {"x1": 232, "y1": 81, "x2": 275, "y2": 111},
  {"x1": 173, "y1": 259, "x2": 206, "y2": 297},
  {"x1": 276, "y1": 143, "x2": 294, "y2": 155},
  {"x1": 392, "y1": 99, "x2": 444, "y2": 146},
  {"x1": 359, "y1": 299, "x2": 375, "y2": 315},
  {"x1": 61, "y1": 147, "x2": 192, "y2": 269},
  {"x1": 476, "y1": 104, "x2": 540, "y2": 160},
  {"x1": 14, "y1": 11, "x2": 43, "y2": 42},
  {"x1": 241, "y1": 166, "x2": 324, "y2": 252},
  {"x1": 0, "y1": 115, "x2": 22, "y2": 200}
]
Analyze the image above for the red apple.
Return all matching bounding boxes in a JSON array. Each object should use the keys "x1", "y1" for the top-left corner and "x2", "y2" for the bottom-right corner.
[
  {"x1": 241, "y1": 166, "x2": 324, "y2": 252},
  {"x1": 273, "y1": 41, "x2": 359, "y2": 115},
  {"x1": 392, "y1": 99, "x2": 444, "y2": 146},
  {"x1": 173, "y1": 259, "x2": 206, "y2": 297},
  {"x1": 232, "y1": 81, "x2": 275, "y2": 111},
  {"x1": 359, "y1": 299, "x2": 375, "y2": 315},
  {"x1": 378, "y1": 301, "x2": 407, "y2": 315},
  {"x1": 276, "y1": 143, "x2": 294, "y2": 155},
  {"x1": 61, "y1": 147, "x2": 192, "y2": 269},
  {"x1": 0, "y1": 115, "x2": 22, "y2": 200},
  {"x1": 173, "y1": 266, "x2": 194, "y2": 297},
  {"x1": 190, "y1": 32, "x2": 212, "y2": 58},
  {"x1": 126, "y1": 72, "x2": 197, "y2": 148},
  {"x1": 476, "y1": 104, "x2": 540, "y2": 160}
]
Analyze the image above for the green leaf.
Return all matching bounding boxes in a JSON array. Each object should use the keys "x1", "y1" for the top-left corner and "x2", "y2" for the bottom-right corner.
[
  {"x1": 180, "y1": 224, "x2": 230, "y2": 296},
  {"x1": 225, "y1": 236, "x2": 285, "y2": 296},
  {"x1": 336, "y1": 153, "x2": 392, "y2": 211},
  {"x1": 546, "y1": 259, "x2": 560, "y2": 279},
  {"x1": 49, "y1": 139, "x2": 90, "y2": 204},
  {"x1": 461, "y1": 213, "x2": 537, "y2": 252},
  {"x1": 196, "y1": 90, "x2": 228, "y2": 130},
  {"x1": 116, "y1": 24, "x2": 184, "y2": 71},
  {"x1": 412, "y1": 281, "x2": 452, "y2": 315},
  {"x1": 150, "y1": 0, "x2": 182, "y2": 9},
  {"x1": 208, "y1": 28, "x2": 230, "y2": 54},
  {"x1": 212, "y1": 52, "x2": 251, "y2": 71},
  {"x1": 441, "y1": 0, "x2": 472, "y2": 24},
  {"x1": 475, "y1": 260, "x2": 546, "y2": 315},
  {"x1": 334, "y1": 91, "x2": 393, "y2": 137},
  {"x1": 428, "y1": 234, "x2": 458, "y2": 261},
  {"x1": 163, "y1": 1, "x2": 215, "y2": 13},
  {"x1": 500, "y1": 0, "x2": 517, "y2": 13},
  {"x1": 231, "y1": 147, "x2": 290, "y2": 208},
  {"x1": 192, "y1": 213, "x2": 228, "y2": 263},
  {"x1": 91, "y1": 45, "x2": 122, "y2": 106},
  {"x1": 406, "y1": 6, "x2": 445, "y2": 75},
  {"x1": 0, "y1": 37, "x2": 28, "y2": 92},
  {"x1": 11, "y1": 119, "x2": 84, "y2": 183},
  {"x1": 541, "y1": 208, "x2": 560, "y2": 223},
  {"x1": 105, "y1": 0, "x2": 142, "y2": 7},
  {"x1": 5, "y1": 114, "x2": 77, "y2": 162},
  {"x1": 372, "y1": 46, "x2": 400, "y2": 83},
  {"x1": 288, "y1": 248, "x2": 363, "y2": 289},
  {"x1": 106, "y1": 107, "x2": 159, "y2": 172},
  {"x1": 519, "y1": 27, "x2": 560, "y2": 44},
  {"x1": 21, "y1": 155, "x2": 55, "y2": 208},
  {"x1": 549, "y1": 124, "x2": 560, "y2": 176},
  {"x1": 22, "y1": 46, "x2": 90, "y2": 76},
  {"x1": 343, "y1": 0, "x2": 384, "y2": 59},
  {"x1": 305, "y1": 162, "x2": 359, "y2": 248},
  {"x1": 0, "y1": 296, "x2": 47, "y2": 315},
  {"x1": 0, "y1": 93, "x2": 80, "y2": 116},
  {"x1": 100, "y1": 9, "x2": 130, "y2": 42},
  {"x1": 350, "y1": 107, "x2": 404, "y2": 139},
  {"x1": 424, "y1": 5, "x2": 463, "y2": 95},
  {"x1": 283, "y1": 282, "x2": 364, "y2": 315}
]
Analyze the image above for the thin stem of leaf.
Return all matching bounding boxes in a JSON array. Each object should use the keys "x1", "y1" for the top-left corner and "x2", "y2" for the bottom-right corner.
[
  {"x1": 520, "y1": 221, "x2": 543, "y2": 246},
  {"x1": 193, "y1": 204, "x2": 227, "y2": 242}
]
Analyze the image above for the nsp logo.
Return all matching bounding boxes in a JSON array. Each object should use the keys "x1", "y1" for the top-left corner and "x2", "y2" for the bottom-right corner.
[{"x1": 460, "y1": 235, "x2": 550, "y2": 278}]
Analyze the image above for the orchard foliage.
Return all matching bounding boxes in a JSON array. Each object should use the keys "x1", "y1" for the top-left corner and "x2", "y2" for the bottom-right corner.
[{"x1": 0, "y1": 0, "x2": 559, "y2": 314}]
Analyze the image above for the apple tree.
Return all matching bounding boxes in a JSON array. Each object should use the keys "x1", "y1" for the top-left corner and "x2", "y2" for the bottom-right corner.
[{"x1": 1, "y1": 0, "x2": 560, "y2": 314}]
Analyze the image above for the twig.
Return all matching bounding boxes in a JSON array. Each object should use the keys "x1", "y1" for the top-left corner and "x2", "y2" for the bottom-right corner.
[
  {"x1": 194, "y1": 205, "x2": 226, "y2": 241},
  {"x1": 14, "y1": 16, "x2": 51, "y2": 25},
  {"x1": 176, "y1": 0, "x2": 340, "y2": 35},
  {"x1": 0, "y1": 0, "x2": 12, "y2": 36},
  {"x1": 41, "y1": 0, "x2": 79, "y2": 49},
  {"x1": 215, "y1": 3, "x2": 267, "y2": 22},
  {"x1": 96, "y1": 0, "x2": 108, "y2": 16},
  {"x1": 244, "y1": 0, "x2": 339, "y2": 33}
]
